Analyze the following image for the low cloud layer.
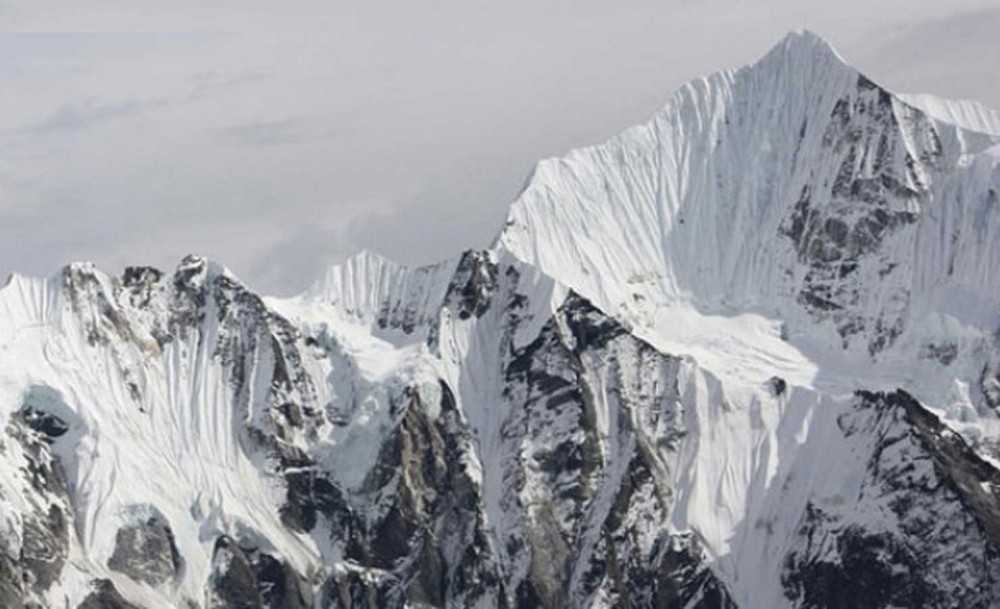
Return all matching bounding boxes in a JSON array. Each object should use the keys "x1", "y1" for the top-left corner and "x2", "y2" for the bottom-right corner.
[{"x1": 1, "y1": 2, "x2": 998, "y2": 295}]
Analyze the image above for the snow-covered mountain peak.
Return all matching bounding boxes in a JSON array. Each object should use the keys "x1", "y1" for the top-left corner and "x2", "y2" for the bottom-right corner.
[
  {"x1": 339, "y1": 247, "x2": 395, "y2": 269},
  {"x1": 776, "y1": 28, "x2": 834, "y2": 48},
  {"x1": 306, "y1": 247, "x2": 406, "y2": 301},
  {"x1": 6, "y1": 31, "x2": 1000, "y2": 609},
  {"x1": 756, "y1": 28, "x2": 850, "y2": 73},
  {"x1": 497, "y1": 28, "x2": 1000, "y2": 426},
  {"x1": 302, "y1": 248, "x2": 459, "y2": 333}
]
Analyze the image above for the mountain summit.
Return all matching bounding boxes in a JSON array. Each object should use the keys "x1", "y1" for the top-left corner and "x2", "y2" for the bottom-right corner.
[{"x1": 3, "y1": 32, "x2": 1000, "y2": 608}]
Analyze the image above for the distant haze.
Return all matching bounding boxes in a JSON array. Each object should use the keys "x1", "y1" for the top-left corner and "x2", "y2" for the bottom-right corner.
[{"x1": 2, "y1": 1, "x2": 999, "y2": 294}]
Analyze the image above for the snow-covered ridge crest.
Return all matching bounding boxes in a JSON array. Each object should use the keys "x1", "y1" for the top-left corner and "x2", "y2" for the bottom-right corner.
[{"x1": 900, "y1": 92, "x2": 1000, "y2": 136}]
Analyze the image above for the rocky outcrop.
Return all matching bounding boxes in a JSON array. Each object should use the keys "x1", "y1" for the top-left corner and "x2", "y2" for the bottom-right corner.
[
  {"x1": 443, "y1": 250, "x2": 499, "y2": 320},
  {"x1": 207, "y1": 536, "x2": 312, "y2": 609},
  {"x1": 497, "y1": 293, "x2": 736, "y2": 608},
  {"x1": 107, "y1": 506, "x2": 182, "y2": 586},
  {"x1": 77, "y1": 579, "x2": 142, "y2": 609},
  {"x1": 330, "y1": 382, "x2": 502, "y2": 608},
  {"x1": 781, "y1": 391, "x2": 1000, "y2": 608},
  {"x1": 783, "y1": 75, "x2": 938, "y2": 354},
  {"x1": 0, "y1": 397, "x2": 73, "y2": 606}
]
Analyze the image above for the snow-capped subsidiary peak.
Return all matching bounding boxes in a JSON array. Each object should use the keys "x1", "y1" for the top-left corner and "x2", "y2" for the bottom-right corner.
[
  {"x1": 305, "y1": 247, "x2": 403, "y2": 305},
  {"x1": 6, "y1": 30, "x2": 1000, "y2": 609},
  {"x1": 304, "y1": 248, "x2": 460, "y2": 333},
  {"x1": 0, "y1": 253, "x2": 263, "y2": 358}
]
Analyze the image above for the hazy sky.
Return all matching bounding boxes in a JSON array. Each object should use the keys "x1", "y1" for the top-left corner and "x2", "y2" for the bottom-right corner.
[{"x1": 2, "y1": 1, "x2": 999, "y2": 294}]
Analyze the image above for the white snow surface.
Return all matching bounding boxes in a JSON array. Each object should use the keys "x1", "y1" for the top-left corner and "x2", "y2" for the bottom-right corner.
[
  {"x1": 900, "y1": 92, "x2": 1000, "y2": 136},
  {"x1": 2, "y1": 30, "x2": 1000, "y2": 607}
]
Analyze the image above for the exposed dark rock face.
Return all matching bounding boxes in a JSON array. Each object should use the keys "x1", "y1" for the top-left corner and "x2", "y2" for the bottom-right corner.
[
  {"x1": 19, "y1": 506, "x2": 69, "y2": 594},
  {"x1": 107, "y1": 507, "x2": 182, "y2": 586},
  {"x1": 980, "y1": 355, "x2": 1000, "y2": 413},
  {"x1": 317, "y1": 568, "x2": 401, "y2": 609},
  {"x1": 782, "y1": 390, "x2": 1000, "y2": 608},
  {"x1": 77, "y1": 579, "x2": 142, "y2": 609},
  {"x1": 207, "y1": 536, "x2": 312, "y2": 609},
  {"x1": 63, "y1": 263, "x2": 137, "y2": 349},
  {"x1": 254, "y1": 553, "x2": 313, "y2": 609},
  {"x1": 121, "y1": 267, "x2": 164, "y2": 310},
  {"x1": 208, "y1": 537, "x2": 263, "y2": 609},
  {"x1": 1, "y1": 404, "x2": 72, "y2": 603},
  {"x1": 781, "y1": 75, "x2": 941, "y2": 354},
  {"x1": 500, "y1": 293, "x2": 735, "y2": 608},
  {"x1": 16, "y1": 407, "x2": 69, "y2": 440},
  {"x1": 586, "y1": 452, "x2": 737, "y2": 609},
  {"x1": 443, "y1": 250, "x2": 500, "y2": 320},
  {"x1": 918, "y1": 342, "x2": 958, "y2": 366},
  {"x1": 276, "y1": 444, "x2": 346, "y2": 534},
  {"x1": 333, "y1": 382, "x2": 502, "y2": 608}
]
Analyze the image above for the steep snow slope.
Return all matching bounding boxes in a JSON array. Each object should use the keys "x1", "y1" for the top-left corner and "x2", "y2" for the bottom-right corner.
[
  {"x1": 3, "y1": 30, "x2": 1000, "y2": 609},
  {"x1": 900, "y1": 93, "x2": 1000, "y2": 136},
  {"x1": 304, "y1": 250, "x2": 460, "y2": 342},
  {"x1": 497, "y1": 29, "x2": 1000, "y2": 439},
  {"x1": 0, "y1": 260, "x2": 326, "y2": 607}
]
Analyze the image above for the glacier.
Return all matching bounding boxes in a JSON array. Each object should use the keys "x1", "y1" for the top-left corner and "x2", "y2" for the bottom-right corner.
[{"x1": 2, "y1": 30, "x2": 1000, "y2": 608}]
